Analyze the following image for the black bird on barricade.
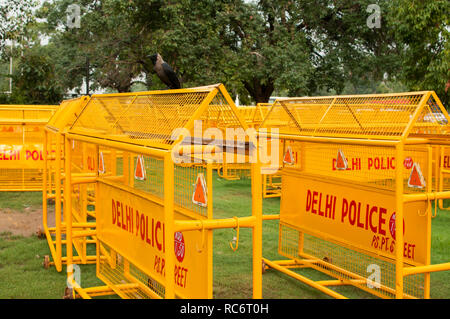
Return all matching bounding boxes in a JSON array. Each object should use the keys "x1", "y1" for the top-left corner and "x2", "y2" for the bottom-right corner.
[{"x1": 145, "y1": 53, "x2": 181, "y2": 90}]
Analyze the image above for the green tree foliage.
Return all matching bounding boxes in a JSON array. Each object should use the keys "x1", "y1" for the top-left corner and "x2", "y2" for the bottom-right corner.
[
  {"x1": 135, "y1": 0, "x2": 314, "y2": 102},
  {"x1": 139, "y1": 0, "x2": 407, "y2": 102},
  {"x1": 387, "y1": 0, "x2": 449, "y2": 106},
  {"x1": 40, "y1": 0, "x2": 158, "y2": 93},
  {"x1": 0, "y1": 0, "x2": 38, "y2": 55},
  {"x1": 10, "y1": 50, "x2": 63, "y2": 104},
  {"x1": 4, "y1": 0, "x2": 447, "y2": 106}
]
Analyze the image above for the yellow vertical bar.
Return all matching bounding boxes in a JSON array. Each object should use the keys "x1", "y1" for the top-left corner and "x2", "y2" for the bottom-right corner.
[
  {"x1": 251, "y1": 150, "x2": 263, "y2": 298},
  {"x1": 42, "y1": 130, "x2": 50, "y2": 262},
  {"x1": 43, "y1": 131, "x2": 48, "y2": 211},
  {"x1": 439, "y1": 146, "x2": 445, "y2": 209},
  {"x1": 55, "y1": 133, "x2": 62, "y2": 271},
  {"x1": 95, "y1": 164, "x2": 102, "y2": 271},
  {"x1": 21, "y1": 124, "x2": 25, "y2": 190},
  {"x1": 223, "y1": 157, "x2": 228, "y2": 179},
  {"x1": 262, "y1": 173, "x2": 267, "y2": 198},
  {"x1": 206, "y1": 161, "x2": 213, "y2": 299},
  {"x1": 424, "y1": 145, "x2": 432, "y2": 298},
  {"x1": 96, "y1": 238, "x2": 100, "y2": 279},
  {"x1": 65, "y1": 136, "x2": 74, "y2": 283},
  {"x1": 47, "y1": 133, "x2": 52, "y2": 197},
  {"x1": 395, "y1": 143, "x2": 404, "y2": 299},
  {"x1": 81, "y1": 182, "x2": 87, "y2": 263},
  {"x1": 164, "y1": 152, "x2": 175, "y2": 298},
  {"x1": 81, "y1": 139, "x2": 88, "y2": 263}
]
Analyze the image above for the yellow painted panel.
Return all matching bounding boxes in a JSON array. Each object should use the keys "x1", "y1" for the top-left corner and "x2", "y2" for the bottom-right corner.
[
  {"x1": 0, "y1": 143, "x2": 47, "y2": 169},
  {"x1": 96, "y1": 181, "x2": 211, "y2": 298},
  {"x1": 280, "y1": 171, "x2": 429, "y2": 265}
]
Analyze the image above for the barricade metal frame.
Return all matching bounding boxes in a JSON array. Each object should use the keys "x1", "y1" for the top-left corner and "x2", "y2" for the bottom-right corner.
[
  {"x1": 42, "y1": 96, "x2": 96, "y2": 272},
  {"x1": 61, "y1": 84, "x2": 264, "y2": 299},
  {"x1": 259, "y1": 91, "x2": 450, "y2": 299}
]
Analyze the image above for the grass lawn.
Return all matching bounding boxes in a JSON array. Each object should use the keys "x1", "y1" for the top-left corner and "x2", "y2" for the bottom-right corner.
[{"x1": 0, "y1": 175, "x2": 449, "y2": 299}]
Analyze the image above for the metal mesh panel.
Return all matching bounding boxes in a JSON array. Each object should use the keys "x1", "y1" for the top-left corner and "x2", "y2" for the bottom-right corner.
[
  {"x1": 261, "y1": 92, "x2": 450, "y2": 139},
  {"x1": 174, "y1": 164, "x2": 208, "y2": 217},
  {"x1": 131, "y1": 154, "x2": 165, "y2": 199},
  {"x1": 199, "y1": 90, "x2": 244, "y2": 130},
  {"x1": 71, "y1": 91, "x2": 210, "y2": 146},
  {"x1": 281, "y1": 98, "x2": 334, "y2": 135},
  {"x1": 0, "y1": 123, "x2": 47, "y2": 191},
  {"x1": 0, "y1": 105, "x2": 57, "y2": 191},
  {"x1": 68, "y1": 85, "x2": 246, "y2": 150},
  {"x1": 98, "y1": 241, "x2": 165, "y2": 299},
  {"x1": 46, "y1": 97, "x2": 88, "y2": 132},
  {"x1": 413, "y1": 94, "x2": 449, "y2": 135},
  {"x1": 279, "y1": 223, "x2": 425, "y2": 299},
  {"x1": 253, "y1": 103, "x2": 271, "y2": 125},
  {"x1": 0, "y1": 104, "x2": 57, "y2": 122},
  {"x1": 260, "y1": 101, "x2": 301, "y2": 133},
  {"x1": 0, "y1": 168, "x2": 42, "y2": 190},
  {"x1": 282, "y1": 141, "x2": 430, "y2": 194}
]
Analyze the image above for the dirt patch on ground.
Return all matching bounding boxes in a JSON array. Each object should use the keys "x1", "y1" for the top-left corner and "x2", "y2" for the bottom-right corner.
[{"x1": 0, "y1": 207, "x2": 55, "y2": 237}]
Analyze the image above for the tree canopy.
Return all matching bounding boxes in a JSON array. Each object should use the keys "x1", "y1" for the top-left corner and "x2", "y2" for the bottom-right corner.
[{"x1": 1, "y1": 0, "x2": 448, "y2": 107}]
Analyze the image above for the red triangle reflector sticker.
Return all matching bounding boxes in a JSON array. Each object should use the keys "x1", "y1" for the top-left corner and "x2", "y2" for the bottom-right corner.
[
  {"x1": 408, "y1": 163, "x2": 426, "y2": 189},
  {"x1": 98, "y1": 151, "x2": 105, "y2": 174},
  {"x1": 283, "y1": 146, "x2": 295, "y2": 165},
  {"x1": 336, "y1": 149, "x2": 348, "y2": 170},
  {"x1": 192, "y1": 173, "x2": 207, "y2": 207},
  {"x1": 134, "y1": 155, "x2": 146, "y2": 180}
]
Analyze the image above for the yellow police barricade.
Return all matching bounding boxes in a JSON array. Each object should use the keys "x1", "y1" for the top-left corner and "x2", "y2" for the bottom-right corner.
[
  {"x1": 0, "y1": 104, "x2": 58, "y2": 191},
  {"x1": 259, "y1": 91, "x2": 450, "y2": 299},
  {"x1": 42, "y1": 96, "x2": 100, "y2": 271},
  {"x1": 62, "y1": 84, "x2": 264, "y2": 299}
]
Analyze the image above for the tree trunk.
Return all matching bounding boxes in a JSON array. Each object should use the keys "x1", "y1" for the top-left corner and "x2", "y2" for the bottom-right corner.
[{"x1": 243, "y1": 78, "x2": 275, "y2": 104}]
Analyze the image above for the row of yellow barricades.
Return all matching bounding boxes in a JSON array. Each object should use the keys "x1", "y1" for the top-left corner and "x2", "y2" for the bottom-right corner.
[{"x1": 38, "y1": 85, "x2": 450, "y2": 299}]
